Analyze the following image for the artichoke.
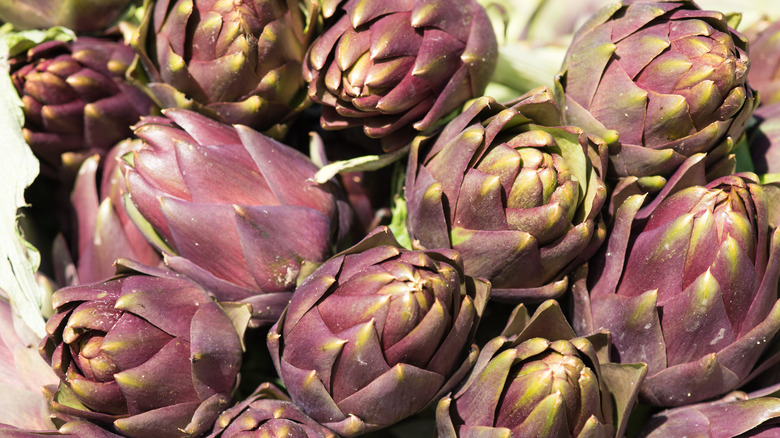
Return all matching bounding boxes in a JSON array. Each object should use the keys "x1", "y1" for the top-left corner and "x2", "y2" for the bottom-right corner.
[
  {"x1": 554, "y1": 0, "x2": 757, "y2": 204},
  {"x1": 436, "y1": 300, "x2": 646, "y2": 438},
  {"x1": 574, "y1": 174, "x2": 780, "y2": 406},
  {"x1": 133, "y1": 0, "x2": 313, "y2": 134},
  {"x1": 747, "y1": 18, "x2": 780, "y2": 107},
  {"x1": 405, "y1": 88, "x2": 608, "y2": 302},
  {"x1": 749, "y1": 102, "x2": 780, "y2": 176},
  {"x1": 11, "y1": 37, "x2": 155, "y2": 176},
  {"x1": 0, "y1": 0, "x2": 134, "y2": 33},
  {"x1": 208, "y1": 383, "x2": 336, "y2": 438},
  {"x1": 39, "y1": 261, "x2": 250, "y2": 438},
  {"x1": 122, "y1": 109, "x2": 352, "y2": 326},
  {"x1": 303, "y1": 0, "x2": 499, "y2": 150},
  {"x1": 267, "y1": 226, "x2": 490, "y2": 436},
  {"x1": 67, "y1": 140, "x2": 161, "y2": 285}
]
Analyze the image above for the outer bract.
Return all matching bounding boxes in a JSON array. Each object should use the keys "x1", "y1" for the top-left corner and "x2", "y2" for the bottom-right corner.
[
  {"x1": 304, "y1": 0, "x2": 498, "y2": 150},
  {"x1": 68, "y1": 140, "x2": 161, "y2": 285},
  {"x1": 575, "y1": 174, "x2": 780, "y2": 406},
  {"x1": 11, "y1": 38, "x2": 154, "y2": 176},
  {"x1": 268, "y1": 227, "x2": 490, "y2": 436},
  {"x1": 405, "y1": 88, "x2": 608, "y2": 302},
  {"x1": 122, "y1": 109, "x2": 352, "y2": 326},
  {"x1": 38, "y1": 261, "x2": 250, "y2": 438},
  {"x1": 134, "y1": 0, "x2": 313, "y2": 134},
  {"x1": 208, "y1": 382, "x2": 336, "y2": 438},
  {"x1": 555, "y1": 0, "x2": 756, "y2": 204},
  {"x1": 0, "y1": 0, "x2": 133, "y2": 33},
  {"x1": 436, "y1": 300, "x2": 646, "y2": 438}
]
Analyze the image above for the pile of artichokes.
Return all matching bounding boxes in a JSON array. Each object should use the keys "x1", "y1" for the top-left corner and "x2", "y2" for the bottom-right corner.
[{"x1": 3, "y1": 0, "x2": 780, "y2": 436}]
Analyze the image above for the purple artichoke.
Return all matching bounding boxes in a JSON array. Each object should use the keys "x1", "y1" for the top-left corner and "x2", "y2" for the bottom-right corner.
[
  {"x1": 303, "y1": 0, "x2": 498, "y2": 150},
  {"x1": 405, "y1": 88, "x2": 608, "y2": 302},
  {"x1": 122, "y1": 109, "x2": 352, "y2": 326},
  {"x1": 436, "y1": 300, "x2": 646, "y2": 438},
  {"x1": 554, "y1": 0, "x2": 757, "y2": 205},
  {"x1": 267, "y1": 227, "x2": 490, "y2": 436},
  {"x1": 133, "y1": 0, "x2": 313, "y2": 135},
  {"x1": 208, "y1": 382, "x2": 335, "y2": 438},
  {"x1": 0, "y1": 0, "x2": 134, "y2": 33},
  {"x1": 749, "y1": 102, "x2": 780, "y2": 176},
  {"x1": 38, "y1": 261, "x2": 250, "y2": 437},
  {"x1": 747, "y1": 18, "x2": 780, "y2": 107},
  {"x1": 574, "y1": 173, "x2": 780, "y2": 406},
  {"x1": 11, "y1": 38, "x2": 155, "y2": 176}
]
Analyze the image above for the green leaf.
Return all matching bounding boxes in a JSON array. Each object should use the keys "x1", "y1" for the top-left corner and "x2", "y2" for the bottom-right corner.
[
  {"x1": 0, "y1": 34, "x2": 49, "y2": 338},
  {"x1": 312, "y1": 145, "x2": 410, "y2": 184},
  {"x1": 0, "y1": 24, "x2": 75, "y2": 58}
]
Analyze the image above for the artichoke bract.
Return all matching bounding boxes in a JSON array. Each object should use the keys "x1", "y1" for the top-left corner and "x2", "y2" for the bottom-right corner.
[
  {"x1": 574, "y1": 174, "x2": 780, "y2": 406},
  {"x1": 122, "y1": 109, "x2": 352, "y2": 326},
  {"x1": 133, "y1": 0, "x2": 313, "y2": 134},
  {"x1": 637, "y1": 389, "x2": 780, "y2": 438},
  {"x1": 208, "y1": 383, "x2": 336, "y2": 438},
  {"x1": 38, "y1": 261, "x2": 251, "y2": 438},
  {"x1": 68, "y1": 140, "x2": 161, "y2": 285},
  {"x1": 405, "y1": 88, "x2": 608, "y2": 302},
  {"x1": 436, "y1": 300, "x2": 646, "y2": 438},
  {"x1": 555, "y1": 0, "x2": 757, "y2": 204},
  {"x1": 11, "y1": 38, "x2": 155, "y2": 176},
  {"x1": 267, "y1": 227, "x2": 490, "y2": 436},
  {"x1": 303, "y1": 0, "x2": 498, "y2": 150},
  {"x1": 0, "y1": 0, "x2": 133, "y2": 33}
]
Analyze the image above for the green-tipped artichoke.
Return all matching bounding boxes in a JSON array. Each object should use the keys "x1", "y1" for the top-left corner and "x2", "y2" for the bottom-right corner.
[
  {"x1": 122, "y1": 109, "x2": 352, "y2": 326},
  {"x1": 11, "y1": 37, "x2": 155, "y2": 176},
  {"x1": 267, "y1": 226, "x2": 490, "y2": 437},
  {"x1": 303, "y1": 0, "x2": 498, "y2": 150},
  {"x1": 555, "y1": 0, "x2": 757, "y2": 206},
  {"x1": 0, "y1": 0, "x2": 134, "y2": 33},
  {"x1": 133, "y1": 0, "x2": 314, "y2": 135},
  {"x1": 405, "y1": 88, "x2": 608, "y2": 302},
  {"x1": 208, "y1": 383, "x2": 336, "y2": 438},
  {"x1": 575, "y1": 174, "x2": 780, "y2": 407},
  {"x1": 38, "y1": 261, "x2": 250, "y2": 437},
  {"x1": 436, "y1": 300, "x2": 646, "y2": 438}
]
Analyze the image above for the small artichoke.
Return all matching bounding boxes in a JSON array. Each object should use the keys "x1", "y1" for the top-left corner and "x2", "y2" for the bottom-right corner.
[
  {"x1": 303, "y1": 0, "x2": 498, "y2": 150},
  {"x1": 555, "y1": 0, "x2": 757, "y2": 203},
  {"x1": 405, "y1": 88, "x2": 608, "y2": 302},
  {"x1": 133, "y1": 0, "x2": 314, "y2": 134},
  {"x1": 436, "y1": 300, "x2": 646, "y2": 438},
  {"x1": 39, "y1": 261, "x2": 250, "y2": 437},
  {"x1": 574, "y1": 174, "x2": 780, "y2": 406},
  {"x1": 11, "y1": 37, "x2": 155, "y2": 176},
  {"x1": 267, "y1": 226, "x2": 490, "y2": 436},
  {"x1": 208, "y1": 383, "x2": 336, "y2": 438},
  {"x1": 122, "y1": 109, "x2": 352, "y2": 326}
]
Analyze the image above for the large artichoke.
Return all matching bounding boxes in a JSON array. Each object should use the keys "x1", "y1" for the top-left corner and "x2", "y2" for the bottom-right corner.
[
  {"x1": 554, "y1": 0, "x2": 757, "y2": 204},
  {"x1": 267, "y1": 226, "x2": 490, "y2": 436},
  {"x1": 405, "y1": 88, "x2": 608, "y2": 302},
  {"x1": 574, "y1": 174, "x2": 780, "y2": 406},
  {"x1": 122, "y1": 109, "x2": 352, "y2": 326},
  {"x1": 133, "y1": 0, "x2": 314, "y2": 134},
  {"x1": 436, "y1": 300, "x2": 646, "y2": 438},
  {"x1": 38, "y1": 261, "x2": 251, "y2": 437},
  {"x1": 303, "y1": 0, "x2": 499, "y2": 150},
  {"x1": 11, "y1": 37, "x2": 155, "y2": 176}
]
